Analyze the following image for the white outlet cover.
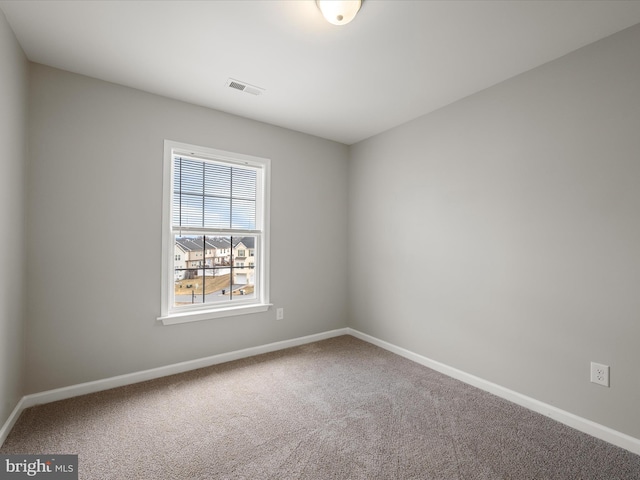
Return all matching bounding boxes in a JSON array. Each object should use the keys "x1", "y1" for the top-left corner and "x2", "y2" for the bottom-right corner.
[{"x1": 590, "y1": 362, "x2": 610, "y2": 387}]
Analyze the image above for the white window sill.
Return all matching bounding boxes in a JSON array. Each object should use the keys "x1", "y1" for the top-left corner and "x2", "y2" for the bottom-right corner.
[{"x1": 158, "y1": 303, "x2": 272, "y2": 325}]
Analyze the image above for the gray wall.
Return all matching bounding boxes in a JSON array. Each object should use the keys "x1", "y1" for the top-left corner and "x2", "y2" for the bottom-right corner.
[
  {"x1": 0, "y1": 10, "x2": 27, "y2": 426},
  {"x1": 348, "y1": 24, "x2": 640, "y2": 439},
  {"x1": 25, "y1": 64, "x2": 349, "y2": 393}
]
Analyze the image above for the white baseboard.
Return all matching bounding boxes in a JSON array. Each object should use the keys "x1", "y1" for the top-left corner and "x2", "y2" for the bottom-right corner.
[
  {"x1": 346, "y1": 328, "x2": 640, "y2": 456},
  {"x1": 0, "y1": 328, "x2": 349, "y2": 446},
  {"x1": 3, "y1": 326, "x2": 639, "y2": 457},
  {"x1": 0, "y1": 397, "x2": 27, "y2": 448}
]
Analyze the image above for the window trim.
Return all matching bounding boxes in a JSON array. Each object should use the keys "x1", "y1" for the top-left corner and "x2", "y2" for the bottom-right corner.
[{"x1": 158, "y1": 140, "x2": 271, "y2": 325}]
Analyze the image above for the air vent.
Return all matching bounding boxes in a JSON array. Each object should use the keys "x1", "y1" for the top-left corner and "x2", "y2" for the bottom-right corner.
[
  {"x1": 225, "y1": 78, "x2": 265, "y2": 96},
  {"x1": 228, "y1": 81, "x2": 246, "y2": 91}
]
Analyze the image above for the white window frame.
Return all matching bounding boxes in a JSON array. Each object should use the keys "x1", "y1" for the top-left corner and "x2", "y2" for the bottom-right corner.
[{"x1": 158, "y1": 140, "x2": 271, "y2": 325}]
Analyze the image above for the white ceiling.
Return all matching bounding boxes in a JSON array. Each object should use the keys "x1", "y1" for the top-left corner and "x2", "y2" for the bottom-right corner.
[{"x1": 2, "y1": 1, "x2": 640, "y2": 145}]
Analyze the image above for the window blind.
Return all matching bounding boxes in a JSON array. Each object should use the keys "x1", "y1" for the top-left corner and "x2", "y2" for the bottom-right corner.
[{"x1": 172, "y1": 156, "x2": 257, "y2": 230}]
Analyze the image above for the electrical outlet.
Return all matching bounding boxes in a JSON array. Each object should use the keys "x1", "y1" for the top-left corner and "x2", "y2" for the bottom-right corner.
[
  {"x1": 276, "y1": 308, "x2": 284, "y2": 320},
  {"x1": 590, "y1": 362, "x2": 610, "y2": 387}
]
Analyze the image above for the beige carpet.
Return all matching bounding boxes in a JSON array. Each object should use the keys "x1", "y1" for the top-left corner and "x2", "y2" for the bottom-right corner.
[{"x1": 2, "y1": 335, "x2": 639, "y2": 479}]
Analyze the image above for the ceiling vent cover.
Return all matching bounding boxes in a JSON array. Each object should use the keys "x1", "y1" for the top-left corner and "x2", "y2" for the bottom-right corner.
[{"x1": 226, "y1": 78, "x2": 265, "y2": 96}]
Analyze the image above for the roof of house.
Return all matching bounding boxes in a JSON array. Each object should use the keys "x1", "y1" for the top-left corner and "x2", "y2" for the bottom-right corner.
[
  {"x1": 175, "y1": 236, "x2": 254, "y2": 251},
  {"x1": 208, "y1": 237, "x2": 231, "y2": 249},
  {"x1": 175, "y1": 236, "x2": 231, "y2": 252},
  {"x1": 233, "y1": 237, "x2": 255, "y2": 249}
]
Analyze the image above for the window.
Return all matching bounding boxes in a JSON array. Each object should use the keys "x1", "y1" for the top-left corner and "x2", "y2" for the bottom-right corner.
[{"x1": 159, "y1": 140, "x2": 270, "y2": 325}]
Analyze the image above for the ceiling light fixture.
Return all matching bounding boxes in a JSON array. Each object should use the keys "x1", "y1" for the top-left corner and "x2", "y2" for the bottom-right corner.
[{"x1": 316, "y1": 0, "x2": 362, "y2": 26}]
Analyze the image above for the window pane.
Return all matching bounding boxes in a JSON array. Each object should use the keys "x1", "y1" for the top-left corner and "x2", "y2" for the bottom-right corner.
[
  {"x1": 232, "y1": 168, "x2": 256, "y2": 200},
  {"x1": 231, "y1": 235, "x2": 257, "y2": 301},
  {"x1": 204, "y1": 163, "x2": 231, "y2": 197},
  {"x1": 173, "y1": 156, "x2": 257, "y2": 230},
  {"x1": 173, "y1": 235, "x2": 257, "y2": 307},
  {"x1": 175, "y1": 158, "x2": 204, "y2": 194},
  {"x1": 174, "y1": 193, "x2": 203, "y2": 227},
  {"x1": 204, "y1": 197, "x2": 231, "y2": 229},
  {"x1": 231, "y1": 199, "x2": 256, "y2": 229}
]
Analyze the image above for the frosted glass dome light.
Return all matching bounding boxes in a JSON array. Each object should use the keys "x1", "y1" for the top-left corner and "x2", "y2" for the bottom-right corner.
[{"x1": 316, "y1": 0, "x2": 362, "y2": 26}]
